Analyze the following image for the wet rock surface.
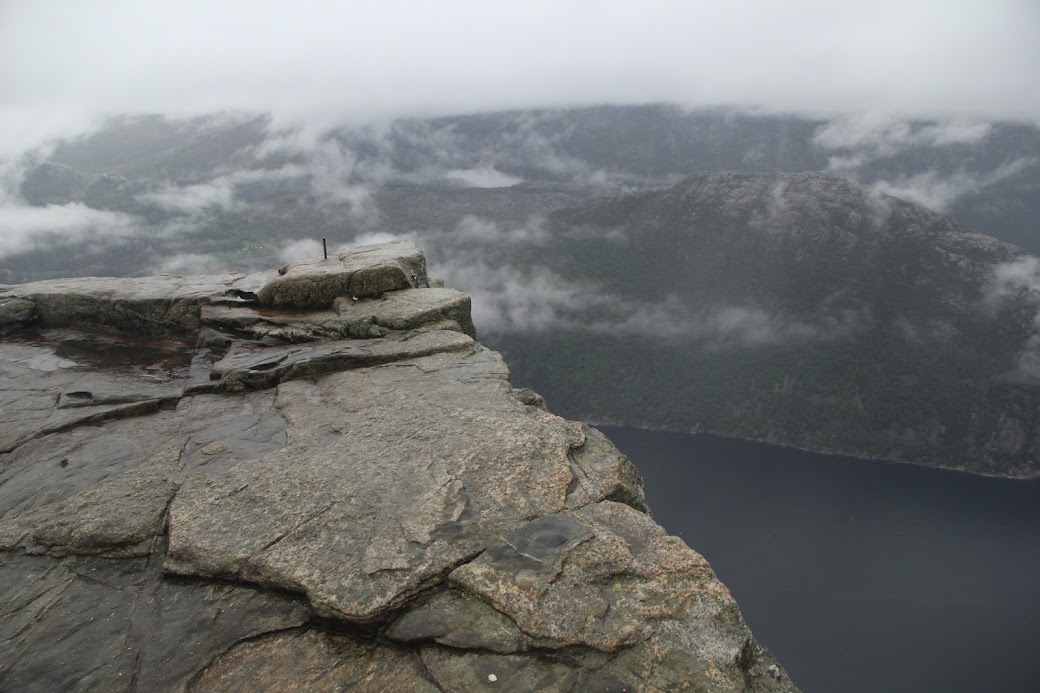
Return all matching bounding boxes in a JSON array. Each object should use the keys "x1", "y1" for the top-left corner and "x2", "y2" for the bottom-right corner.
[
  {"x1": 0, "y1": 241, "x2": 797, "y2": 691},
  {"x1": 258, "y1": 240, "x2": 428, "y2": 308},
  {"x1": 0, "y1": 271, "x2": 276, "y2": 336}
]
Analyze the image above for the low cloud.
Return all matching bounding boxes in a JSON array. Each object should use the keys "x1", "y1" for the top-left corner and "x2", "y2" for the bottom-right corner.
[
  {"x1": 278, "y1": 238, "x2": 323, "y2": 263},
  {"x1": 156, "y1": 252, "x2": 227, "y2": 276},
  {"x1": 986, "y1": 256, "x2": 1040, "y2": 301},
  {"x1": 255, "y1": 134, "x2": 388, "y2": 226},
  {"x1": 432, "y1": 248, "x2": 861, "y2": 347},
  {"x1": 339, "y1": 231, "x2": 419, "y2": 252},
  {"x1": 0, "y1": 202, "x2": 137, "y2": 259},
  {"x1": 436, "y1": 261, "x2": 605, "y2": 333},
  {"x1": 812, "y1": 116, "x2": 1040, "y2": 213},
  {"x1": 814, "y1": 116, "x2": 994, "y2": 159},
  {"x1": 283, "y1": 118, "x2": 629, "y2": 194},
  {"x1": 138, "y1": 164, "x2": 307, "y2": 214},
  {"x1": 139, "y1": 179, "x2": 236, "y2": 214},
  {"x1": 334, "y1": 216, "x2": 550, "y2": 254},
  {"x1": 983, "y1": 256, "x2": 1040, "y2": 381},
  {"x1": 890, "y1": 315, "x2": 957, "y2": 344},
  {"x1": 278, "y1": 233, "x2": 420, "y2": 262},
  {"x1": 443, "y1": 167, "x2": 523, "y2": 188},
  {"x1": 868, "y1": 157, "x2": 1038, "y2": 211},
  {"x1": 452, "y1": 215, "x2": 549, "y2": 245},
  {"x1": 600, "y1": 300, "x2": 863, "y2": 348},
  {"x1": 486, "y1": 115, "x2": 641, "y2": 189},
  {"x1": 560, "y1": 225, "x2": 628, "y2": 243},
  {"x1": 0, "y1": 161, "x2": 138, "y2": 259}
]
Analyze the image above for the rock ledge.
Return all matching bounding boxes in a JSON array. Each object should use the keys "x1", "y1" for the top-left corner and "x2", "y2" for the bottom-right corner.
[{"x1": 0, "y1": 241, "x2": 797, "y2": 691}]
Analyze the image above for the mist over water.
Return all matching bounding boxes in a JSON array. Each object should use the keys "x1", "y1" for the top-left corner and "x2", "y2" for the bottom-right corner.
[{"x1": 601, "y1": 426, "x2": 1040, "y2": 693}]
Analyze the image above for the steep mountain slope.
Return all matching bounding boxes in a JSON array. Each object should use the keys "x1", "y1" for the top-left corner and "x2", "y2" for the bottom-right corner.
[{"x1": 487, "y1": 173, "x2": 1040, "y2": 478}]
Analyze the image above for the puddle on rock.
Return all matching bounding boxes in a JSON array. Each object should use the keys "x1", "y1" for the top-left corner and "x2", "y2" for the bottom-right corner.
[{"x1": 6, "y1": 329, "x2": 195, "y2": 376}]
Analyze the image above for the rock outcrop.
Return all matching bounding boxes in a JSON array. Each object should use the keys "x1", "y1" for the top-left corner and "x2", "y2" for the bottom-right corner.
[{"x1": 0, "y1": 241, "x2": 797, "y2": 691}]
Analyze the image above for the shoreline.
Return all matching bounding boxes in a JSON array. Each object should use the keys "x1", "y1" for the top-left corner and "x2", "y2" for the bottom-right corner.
[{"x1": 584, "y1": 418, "x2": 1040, "y2": 482}]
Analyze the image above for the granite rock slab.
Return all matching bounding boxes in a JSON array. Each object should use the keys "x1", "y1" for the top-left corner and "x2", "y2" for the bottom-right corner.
[{"x1": 0, "y1": 242, "x2": 797, "y2": 691}]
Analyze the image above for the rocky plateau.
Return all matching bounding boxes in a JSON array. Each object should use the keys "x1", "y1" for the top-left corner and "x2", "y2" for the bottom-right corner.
[{"x1": 0, "y1": 241, "x2": 795, "y2": 691}]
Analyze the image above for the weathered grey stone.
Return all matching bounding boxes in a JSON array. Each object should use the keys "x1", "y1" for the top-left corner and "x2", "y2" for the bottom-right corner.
[
  {"x1": 565, "y1": 424, "x2": 648, "y2": 512},
  {"x1": 0, "y1": 553, "x2": 311, "y2": 692},
  {"x1": 0, "y1": 443, "x2": 180, "y2": 556},
  {"x1": 33, "y1": 451, "x2": 178, "y2": 556},
  {"x1": 200, "y1": 286, "x2": 475, "y2": 343},
  {"x1": 0, "y1": 414, "x2": 189, "y2": 546},
  {"x1": 165, "y1": 347, "x2": 596, "y2": 622},
  {"x1": 452, "y1": 501, "x2": 734, "y2": 651},
  {"x1": 449, "y1": 500, "x2": 790, "y2": 689},
  {"x1": 209, "y1": 329, "x2": 477, "y2": 391},
  {"x1": 0, "y1": 337, "x2": 194, "y2": 454},
  {"x1": 0, "y1": 391, "x2": 285, "y2": 553},
  {"x1": 0, "y1": 272, "x2": 272, "y2": 335},
  {"x1": 0, "y1": 296, "x2": 34, "y2": 328},
  {"x1": 333, "y1": 287, "x2": 476, "y2": 338},
  {"x1": 0, "y1": 554, "x2": 140, "y2": 690},
  {"x1": 588, "y1": 630, "x2": 799, "y2": 693},
  {"x1": 0, "y1": 241, "x2": 798, "y2": 691},
  {"x1": 387, "y1": 589, "x2": 529, "y2": 653},
  {"x1": 513, "y1": 386, "x2": 547, "y2": 410},
  {"x1": 258, "y1": 240, "x2": 428, "y2": 308},
  {"x1": 175, "y1": 391, "x2": 289, "y2": 476},
  {"x1": 200, "y1": 303, "x2": 343, "y2": 341},
  {"x1": 1, "y1": 396, "x2": 175, "y2": 456},
  {"x1": 192, "y1": 630, "x2": 439, "y2": 693},
  {"x1": 421, "y1": 648, "x2": 583, "y2": 692}
]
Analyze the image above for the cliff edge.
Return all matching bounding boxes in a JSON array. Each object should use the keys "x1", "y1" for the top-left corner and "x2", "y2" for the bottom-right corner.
[{"x1": 0, "y1": 241, "x2": 796, "y2": 692}]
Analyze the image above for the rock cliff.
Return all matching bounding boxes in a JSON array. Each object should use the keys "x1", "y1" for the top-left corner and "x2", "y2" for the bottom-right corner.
[{"x1": 0, "y1": 241, "x2": 796, "y2": 692}]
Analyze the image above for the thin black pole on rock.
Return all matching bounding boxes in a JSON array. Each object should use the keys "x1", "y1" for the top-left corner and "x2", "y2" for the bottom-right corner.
[{"x1": 323, "y1": 238, "x2": 328, "y2": 260}]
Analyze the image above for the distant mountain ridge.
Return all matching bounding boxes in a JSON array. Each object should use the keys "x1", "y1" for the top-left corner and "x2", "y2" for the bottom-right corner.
[
  {"x1": 488, "y1": 172, "x2": 1040, "y2": 478},
  {"x1": 8, "y1": 104, "x2": 1039, "y2": 281}
]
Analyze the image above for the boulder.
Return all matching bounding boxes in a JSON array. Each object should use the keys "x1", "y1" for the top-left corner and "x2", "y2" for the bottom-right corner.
[
  {"x1": 257, "y1": 240, "x2": 428, "y2": 308},
  {"x1": 0, "y1": 297, "x2": 35, "y2": 329}
]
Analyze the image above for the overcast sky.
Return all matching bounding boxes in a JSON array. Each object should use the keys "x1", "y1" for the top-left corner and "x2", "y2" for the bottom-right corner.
[{"x1": 1, "y1": 0, "x2": 1038, "y2": 154}]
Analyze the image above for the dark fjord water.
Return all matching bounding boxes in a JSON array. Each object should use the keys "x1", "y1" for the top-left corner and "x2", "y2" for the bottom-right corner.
[{"x1": 599, "y1": 427, "x2": 1040, "y2": 693}]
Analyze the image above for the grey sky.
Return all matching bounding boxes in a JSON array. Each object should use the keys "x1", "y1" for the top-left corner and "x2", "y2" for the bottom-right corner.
[{"x1": 0, "y1": 0, "x2": 1038, "y2": 155}]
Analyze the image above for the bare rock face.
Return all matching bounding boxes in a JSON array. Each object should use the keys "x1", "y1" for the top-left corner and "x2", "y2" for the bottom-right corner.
[
  {"x1": 207, "y1": 329, "x2": 477, "y2": 392},
  {"x1": 0, "y1": 242, "x2": 798, "y2": 691},
  {"x1": 0, "y1": 297, "x2": 34, "y2": 327},
  {"x1": 333, "y1": 286, "x2": 476, "y2": 338},
  {"x1": 258, "y1": 240, "x2": 428, "y2": 308},
  {"x1": 0, "y1": 272, "x2": 276, "y2": 335},
  {"x1": 199, "y1": 287, "x2": 475, "y2": 343},
  {"x1": 192, "y1": 630, "x2": 440, "y2": 693}
]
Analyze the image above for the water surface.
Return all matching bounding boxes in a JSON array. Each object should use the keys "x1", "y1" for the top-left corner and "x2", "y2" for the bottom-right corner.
[{"x1": 600, "y1": 426, "x2": 1040, "y2": 693}]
